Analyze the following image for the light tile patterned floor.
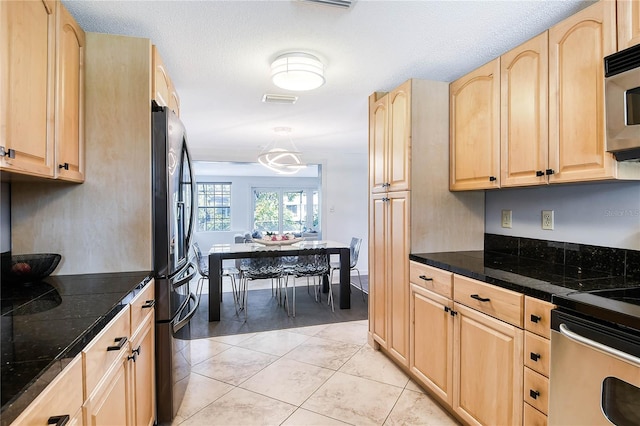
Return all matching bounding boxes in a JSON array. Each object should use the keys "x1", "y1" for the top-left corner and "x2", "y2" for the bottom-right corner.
[{"x1": 172, "y1": 319, "x2": 460, "y2": 426}]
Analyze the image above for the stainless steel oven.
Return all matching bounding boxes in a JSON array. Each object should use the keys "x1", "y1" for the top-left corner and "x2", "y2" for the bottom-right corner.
[
  {"x1": 549, "y1": 288, "x2": 640, "y2": 425},
  {"x1": 605, "y1": 43, "x2": 640, "y2": 161}
]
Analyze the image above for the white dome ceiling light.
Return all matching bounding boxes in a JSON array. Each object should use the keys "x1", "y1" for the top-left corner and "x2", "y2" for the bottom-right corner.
[{"x1": 270, "y1": 52, "x2": 325, "y2": 91}]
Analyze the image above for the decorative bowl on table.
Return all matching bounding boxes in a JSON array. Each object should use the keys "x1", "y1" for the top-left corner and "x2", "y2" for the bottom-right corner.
[
  {"x1": 252, "y1": 235, "x2": 303, "y2": 246},
  {"x1": 2, "y1": 253, "x2": 62, "y2": 284}
]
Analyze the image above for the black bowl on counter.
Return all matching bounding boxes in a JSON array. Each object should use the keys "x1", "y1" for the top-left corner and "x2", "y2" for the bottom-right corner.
[{"x1": 1, "y1": 253, "x2": 62, "y2": 284}]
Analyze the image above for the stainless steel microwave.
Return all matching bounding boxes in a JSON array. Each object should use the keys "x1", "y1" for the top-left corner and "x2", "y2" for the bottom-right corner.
[{"x1": 604, "y1": 43, "x2": 640, "y2": 161}]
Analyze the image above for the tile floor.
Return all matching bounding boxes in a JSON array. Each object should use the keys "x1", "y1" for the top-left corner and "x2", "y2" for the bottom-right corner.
[{"x1": 172, "y1": 318, "x2": 460, "y2": 425}]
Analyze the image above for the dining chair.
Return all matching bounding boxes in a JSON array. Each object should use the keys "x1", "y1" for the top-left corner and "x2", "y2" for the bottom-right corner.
[
  {"x1": 292, "y1": 245, "x2": 331, "y2": 313},
  {"x1": 240, "y1": 254, "x2": 286, "y2": 320},
  {"x1": 329, "y1": 237, "x2": 365, "y2": 301},
  {"x1": 192, "y1": 242, "x2": 241, "y2": 310}
]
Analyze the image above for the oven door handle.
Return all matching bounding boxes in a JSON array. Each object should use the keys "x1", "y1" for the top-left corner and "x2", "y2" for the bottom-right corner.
[{"x1": 559, "y1": 323, "x2": 640, "y2": 366}]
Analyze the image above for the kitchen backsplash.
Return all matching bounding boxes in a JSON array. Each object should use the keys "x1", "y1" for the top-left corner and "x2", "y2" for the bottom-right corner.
[{"x1": 485, "y1": 233, "x2": 640, "y2": 281}]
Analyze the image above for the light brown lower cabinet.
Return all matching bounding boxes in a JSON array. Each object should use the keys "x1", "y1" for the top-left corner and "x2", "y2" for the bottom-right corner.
[
  {"x1": 453, "y1": 303, "x2": 524, "y2": 426},
  {"x1": 130, "y1": 311, "x2": 156, "y2": 426},
  {"x1": 410, "y1": 283, "x2": 454, "y2": 405},
  {"x1": 524, "y1": 402, "x2": 548, "y2": 426}
]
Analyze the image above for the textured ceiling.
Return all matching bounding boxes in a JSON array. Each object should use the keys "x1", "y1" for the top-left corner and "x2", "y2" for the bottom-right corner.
[{"x1": 62, "y1": 0, "x2": 594, "y2": 162}]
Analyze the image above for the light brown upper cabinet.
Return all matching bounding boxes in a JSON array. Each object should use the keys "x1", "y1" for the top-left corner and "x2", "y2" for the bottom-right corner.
[
  {"x1": 548, "y1": 0, "x2": 618, "y2": 183},
  {"x1": 0, "y1": 0, "x2": 84, "y2": 182},
  {"x1": 450, "y1": 58, "x2": 500, "y2": 191},
  {"x1": 369, "y1": 80, "x2": 411, "y2": 194},
  {"x1": 617, "y1": 0, "x2": 640, "y2": 50},
  {"x1": 152, "y1": 46, "x2": 180, "y2": 116},
  {"x1": 0, "y1": 0, "x2": 56, "y2": 178},
  {"x1": 500, "y1": 32, "x2": 549, "y2": 187},
  {"x1": 55, "y1": 1, "x2": 85, "y2": 182}
]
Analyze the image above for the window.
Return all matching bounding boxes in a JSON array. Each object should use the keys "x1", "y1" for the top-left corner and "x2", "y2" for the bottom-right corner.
[
  {"x1": 252, "y1": 187, "x2": 319, "y2": 234},
  {"x1": 197, "y1": 182, "x2": 231, "y2": 231}
]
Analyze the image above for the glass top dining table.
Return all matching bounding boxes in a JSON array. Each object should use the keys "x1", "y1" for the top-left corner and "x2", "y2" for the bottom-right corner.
[{"x1": 207, "y1": 240, "x2": 351, "y2": 322}]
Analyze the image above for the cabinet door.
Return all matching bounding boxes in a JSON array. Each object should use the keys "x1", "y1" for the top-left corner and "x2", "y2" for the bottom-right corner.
[
  {"x1": 55, "y1": 2, "x2": 85, "y2": 182},
  {"x1": 450, "y1": 58, "x2": 500, "y2": 190},
  {"x1": 453, "y1": 303, "x2": 524, "y2": 426},
  {"x1": 387, "y1": 191, "x2": 410, "y2": 366},
  {"x1": 0, "y1": 0, "x2": 55, "y2": 178},
  {"x1": 369, "y1": 193, "x2": 388, "y2": 347},
  {"x1": 410, "y1": 284, "x2": 453, "y2": 405},
  {"x1": 548, "y1": 0, "x2": 617, "y2": 183},
  {"x1": 130, "y1": 313, "x2": 155, "y2": 426},
  {"x1": 387, "y1": 80, "x2": 411, "y2": 192},
  {"x1": 369, "y1": 93, "x2": 388, "y2": 194},
  {"x1": 152, "y1": 45, "x2": 171, "y2": 108},
  {"x1": 618, "y1": 0, "x2": 640, "y2": 50},
  {"x1": 83, "y1": 352, "x2": 132, "y2": 426},
  {"x1": 501, "y1": 32, "x2": 549, "y2": 187}
]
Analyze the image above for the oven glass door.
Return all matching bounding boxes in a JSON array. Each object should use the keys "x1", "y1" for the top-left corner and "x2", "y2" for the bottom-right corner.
[{"x1": 549, "y1": 312, "x2": 640, "y2": 425}]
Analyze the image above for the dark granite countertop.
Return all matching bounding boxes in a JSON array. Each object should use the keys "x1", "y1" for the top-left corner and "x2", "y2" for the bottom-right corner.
[
  {"x1": 410, "y1": 250, "x2": 640, "y2": 302},
  {"x1": 0, "y1": 271, "x2": 152, "y2": 426}
]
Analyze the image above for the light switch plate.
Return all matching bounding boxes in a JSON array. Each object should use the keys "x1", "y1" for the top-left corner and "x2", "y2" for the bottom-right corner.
[{"x1": 501, "y1": 210, "x2": 512, "y2": 228}]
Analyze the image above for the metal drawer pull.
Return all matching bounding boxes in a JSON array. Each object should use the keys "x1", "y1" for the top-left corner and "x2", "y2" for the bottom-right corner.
[
  {"x1": 142, "y1": 299, "x2": 155, "y2": 308},
  {"x1": 559, "y1": 323, "x2": 640, "y2": 366},
  {"x1": 529, "y1": 389, "x2": 540, "y2": 399},
  {"x1": 0, "y1": 147, "x2": 15, "y2": 158},
  {"x1": 470, "y1": 294, "x2": 490, "y2": 302},
  {"x1": 107, "y1": 336, "x2": 127, "y2": 351},
  {"x1": 530, "y1": 352, "x2": 541, "y2": 362},
  {"x1": 47, "y1": 415, "x2": 70, "y2": 426},
  {"x1": 418, "y1": 275, "x2": 433, "y2": 282},
  {"x1": 530, "y1": 314, "x2": 541, "y2": 323}
]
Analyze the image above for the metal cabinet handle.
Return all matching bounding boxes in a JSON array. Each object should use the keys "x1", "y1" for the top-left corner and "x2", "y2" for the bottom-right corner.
[
  {"x1": 545, "y1": 169, "x2": 555, "y2": 175},
  {"x1": 0, "y1": 147, "x2": 15, "y2": 159},
  {"x1": 107, "y1": 336, "x2": 127, "y2": 351},
  {"x1": 470, "y1": 294, "x2": 490, "y2": 302},
  {"x1": 489, "y1": 176, "x2": 497, "y2": 182},
  {"x1": 418, "y1": 275, "x2": 433, "y2": 282},
  {"x1": 529, "y1": 389, "x2": 540, "y2": 399},
  {"x1": 530, "y1": 352, "x2": 541, "y2": 362},
  {"x1": 559, "y1": 323, "x2": 640, "y2": 366},
  {"x1": 142, "y1": 299, "x2": 155, "y2": 309},
  {"x1": 47, "y1": 415, "x2": 70, "y2": 426},
  {"x1": 535, "y1": 170, "x2": 544, "y2": 177},
  {"x1": 530, "y1": 314, "x2": 541, "y2": 323},
  {"x1": 58, "y1": 163, "x2": 69, "y2": 170}
]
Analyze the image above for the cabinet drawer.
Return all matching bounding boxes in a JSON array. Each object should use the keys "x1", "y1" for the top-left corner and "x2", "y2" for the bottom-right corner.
[
  {"x1": 524, "y1": 331, "x2": 550, "y2": 377},
  {"x1": 524, "y1": 367, "x2": 549, "y2": 415},
  {"x1": 131, "y1": 279, "x2": 155, "y2": 335},
  {"x1": 11, "y1": 355, "x2": 83, "y2": 426},
  {"x1": 83, "y1": 305, "x2": 131, "y2": 396},
  {"x1": 410, "y1": 262, "x2": 452, "y2": 298},
  {"x1": 524, "y1": 402, "x2": 547, "y2": 426},
  {"x1": 453, "y1": 275, "x2": 523, "y2": 327},
  {"x1": 524, "y1": 297, "x2": 554, "y2": 338}
]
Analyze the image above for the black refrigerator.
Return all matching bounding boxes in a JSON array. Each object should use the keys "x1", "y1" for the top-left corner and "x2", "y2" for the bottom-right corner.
[{"x1": 152, "y1": 102, "x2": 198, "y2": 425}]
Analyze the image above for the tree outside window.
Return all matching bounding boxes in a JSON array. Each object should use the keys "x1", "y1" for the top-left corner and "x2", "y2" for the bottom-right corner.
[
  {"x1": 253, "y1": 188, "x2": 319, "y2": 234},
  {"x1": 197, "y1": 182, "x2": 231, "y2": 231}
]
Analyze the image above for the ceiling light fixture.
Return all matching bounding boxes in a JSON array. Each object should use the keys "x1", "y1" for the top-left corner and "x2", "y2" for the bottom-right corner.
[
  {"x1": 271, "y1": 52, "x2": 325, "y2": 91},
  {"x1": 258, "y1": 127, "x2": 307, "y2": 174}
]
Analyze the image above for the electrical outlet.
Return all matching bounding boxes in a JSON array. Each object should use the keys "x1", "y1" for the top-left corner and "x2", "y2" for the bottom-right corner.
[
  {"x1": 542, "y1": 210, "x2": 554, "y2": 230},
  {"x1": 501, "y1": 210, "x2": 512, "y2": 228}
]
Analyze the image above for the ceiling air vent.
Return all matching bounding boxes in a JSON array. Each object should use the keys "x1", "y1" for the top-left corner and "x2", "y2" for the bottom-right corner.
[
  {"x1": 262, "y1": 94, "x2": 298, "y2": 104},
  {"x1": 299, "y1": 0, "x2": 352, "y2": 9}
]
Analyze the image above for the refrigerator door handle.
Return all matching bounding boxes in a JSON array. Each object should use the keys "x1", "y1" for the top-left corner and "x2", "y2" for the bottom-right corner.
[
  {"x1": 171, "y1": 261, "x2": 196, "y2": 290},
  {"x1": 172, "y1": 291, "x2": 199, "y2": 333}
]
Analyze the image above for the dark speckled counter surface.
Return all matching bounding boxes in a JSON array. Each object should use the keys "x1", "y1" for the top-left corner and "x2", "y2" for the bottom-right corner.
[
  {"x1": 410, "y1": 250, "x2": 640, "y2": 302},
  {"x1": 0, "y1": 271, "x2": 152, "y2": 426}
]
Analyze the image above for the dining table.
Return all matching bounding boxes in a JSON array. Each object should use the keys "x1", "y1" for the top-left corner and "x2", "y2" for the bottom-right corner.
[{"x1": 207, "y1": 240, "x2": 351, "y2": 322}]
